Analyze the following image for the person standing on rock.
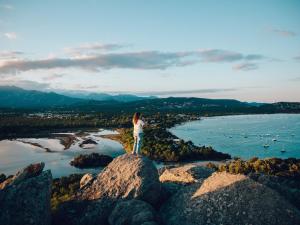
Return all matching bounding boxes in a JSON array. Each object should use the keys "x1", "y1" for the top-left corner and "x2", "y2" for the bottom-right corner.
[{"x1": 132, "y1": 112, "x2": 145, "y2": 155}]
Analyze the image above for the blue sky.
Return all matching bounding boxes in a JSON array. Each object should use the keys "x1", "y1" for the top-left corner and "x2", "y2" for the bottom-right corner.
[{"x1": 0, "y1": 0, "x2": 300, "y2": 102}]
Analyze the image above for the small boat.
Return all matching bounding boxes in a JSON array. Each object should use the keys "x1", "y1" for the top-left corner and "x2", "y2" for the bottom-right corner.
[
  {"x1": 272, "y1": 138, "x2": 277, "y2": 142},
  {"x1": 263, "y1": 144, "x2": 270, "y2": 148},
  {"x1": 263, "y1": 138, "x2": 270, "y2": 148},
  {"x1": 281, "y1": 144, "x2": 286, "y2": 153}
]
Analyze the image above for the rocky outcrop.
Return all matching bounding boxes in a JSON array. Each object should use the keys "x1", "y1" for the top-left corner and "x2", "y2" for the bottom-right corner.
[
  {"x1": 80, "y1": 173, "x2": 95, "y2": 189},
  {"x1": 0, "y1": 162, "x2": 45, "y2": 190},
  {"x1": 158, "y1": 164, "x2": 215, "y2": 203},
  {"x1": 160, "y1": 171, "x2": 300, "y2": 225},
  {"x1": 53, "y1": 154, "x2": 161, "y2": 225},
  {"x1": 109, "y1": 200, "x2": 159, "y2": 225},
  {"x1": 79, "y1": 138, "x2": 98, "y2": 148},
  {"x1": 0, "y1": 163, "x2": 52, "y2": 225},
  {"x1": 3, "y1": 155, "x2": 300, "y2": 225},
  {"x1": 250, "y1": 173, "x2": 300, "y2": 210},
  {"x1": 159, "y1": 164, "x2": 214, "y2": 184},
  {"x1": 77, "y1": 154, "x2": 161, "y2": 206}
]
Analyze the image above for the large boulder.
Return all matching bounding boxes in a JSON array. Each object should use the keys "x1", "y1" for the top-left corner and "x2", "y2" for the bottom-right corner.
[
  {"x1": 52, "y1": 199, "x2": 113, "y2": 225},
  {"x1": 0, "y1": 164, "x2": 52, "y2": 225},
  {"x1": 249, "y1": 173, "x2": 300, "y2": 210},
  {"x1": 108, "y1": 199, "x2": 159, "y2": 225},
  {"x1": 77, "y1": 154, "x2": 161, "y2": 205},
  {"x1": 159, "y1": 164, "x2": 214, "y2": 184},
  {"x1": 160, "y1": 172, "x2": 300, "y2": 225},
  {"x1": 0, "y1": 162, "x2": 45, "y2": 190}
]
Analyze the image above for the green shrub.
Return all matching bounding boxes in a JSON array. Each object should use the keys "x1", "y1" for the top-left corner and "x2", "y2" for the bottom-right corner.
[
  {"x1": 218, "y1": 158, "x2": 300, "y2": 179},
  {"x1": 51, "y1": 174, "x2": 83, "y2": 210}
]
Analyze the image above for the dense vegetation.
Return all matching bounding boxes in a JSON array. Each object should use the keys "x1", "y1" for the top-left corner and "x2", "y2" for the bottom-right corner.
[
  {"x1": 70, "y1": 153, "x2": 113, "y2": 168},
  {"x1": 207, "y1": 157, "x2": 300, "y2": 179},
  {"x1": 51, "y1": 174, "x2": 83, "y2": 210},
  {"x1": 116, "y1": 127, "x2": 230, "y2": 162},
  {"x1": 0, "y1": 111, "x2": 199, "y2": 139}
]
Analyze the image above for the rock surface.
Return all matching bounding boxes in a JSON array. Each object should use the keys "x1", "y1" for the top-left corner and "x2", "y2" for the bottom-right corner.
[
  {"x1": 77, "y1": 154, "x2": 161, "y2": 205},
  {"x1": 250, "y1": 173, "x2": 300, "y2": 210},
  {"x1": 80, "y1": 173, "x2": 95, "y2": 189},
  {"x1": 52, "y1": 199, "x2": 113, "y2": 225},
  {"x1": 0, "y1": 164, "x2": 52, "y2": 225},
  {"x1": 160, "y1": 171, "x2": 300, "y2": 225},
  {"x1": 159, "y1": 164, "x2": 214, "y2": 184},
  {"x1": 109, "y1": 199, "x2": 159, "y2": 225},
  {"x1": 0, "y1": 162, "x2": 45, "y2": 190}
]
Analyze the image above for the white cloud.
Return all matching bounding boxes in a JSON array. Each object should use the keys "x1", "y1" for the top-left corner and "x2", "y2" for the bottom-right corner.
[
  {"x1": 198, "y1": 49, "x2": 243, "y2": 62},
  {"x1": 0, "y1": 4, "x2": 13, "y2": 10},
  {"x1": 43, "y1": 73, "x2": 65, "y2": 81},
  {"x1": 269, "y1": 28, "x2": 297, "y2": 37},
  {"x1": 0, "y1": 44, "x2": 267, "y2": 74},
  {"x1": 233, "y1": 63, "x2": 258, "y2": 71},
  {"x1": 4, "y1": 32, "x2": 17, "y2": 40},
  {"x1": 64, "y1": 42, "x2": 127, "y2": 58},
  {"x1": 0, "y1": 79, "x2": 50, "y2": 90},
  {"x1": 134, "y1": 88, "x2": 238, "y2": 96},
  {"x1": 0, "y1": 51, "x2": 24, "y2": 59}
]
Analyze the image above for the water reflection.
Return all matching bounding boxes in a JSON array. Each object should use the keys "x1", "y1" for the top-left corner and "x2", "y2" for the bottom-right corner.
[{"x1": 0, "y1": 129, "x2": 124, "y2": 178}]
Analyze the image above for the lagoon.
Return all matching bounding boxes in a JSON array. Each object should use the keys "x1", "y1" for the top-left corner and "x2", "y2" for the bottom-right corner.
[{"x1": 0, "y1": 129, "x2": 124, "y2": 178}]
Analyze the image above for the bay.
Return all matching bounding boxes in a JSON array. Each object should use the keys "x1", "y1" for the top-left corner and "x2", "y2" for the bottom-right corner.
[{"x1": 170, "y1": 114, "x2": 300, "y2": 159}]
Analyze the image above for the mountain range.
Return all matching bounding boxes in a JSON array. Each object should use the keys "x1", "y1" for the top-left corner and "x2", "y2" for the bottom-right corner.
[
  {"x1": 0, "y1": 86, "x2": 299, "y2": 113},
  {"x1": 59, "y1": 90, "x2": 157, "y2": 102},
  {"x1": 0, "y1": 86, "x2": 156, "y2": 109}
]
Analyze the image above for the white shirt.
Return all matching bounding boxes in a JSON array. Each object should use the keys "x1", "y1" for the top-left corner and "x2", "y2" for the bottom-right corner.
[{"x1": 133, "y1": 119, "x2": 145, "y2": 136}]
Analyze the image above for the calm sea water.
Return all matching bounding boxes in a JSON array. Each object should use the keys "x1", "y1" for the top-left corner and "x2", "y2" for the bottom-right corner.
[
  {"x1": 170, "y1": 114, "x2": 300, "y2": 159},
  {"x1": 0, "y1": 129, "x2": 124, "y2": 178}
]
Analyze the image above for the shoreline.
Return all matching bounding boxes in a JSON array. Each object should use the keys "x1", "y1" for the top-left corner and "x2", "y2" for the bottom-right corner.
[
  {"x1": 1, "y1": 113, "x2": 299, "y2": 177},
  {"x1": 1, "y1": 112, "x2": 299, "y2": 141}
]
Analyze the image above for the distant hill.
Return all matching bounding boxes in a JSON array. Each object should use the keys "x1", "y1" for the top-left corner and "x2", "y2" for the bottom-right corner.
[
  {"x1": 60, "y1": 91, "x2": 157, "y2": 102},
  {"x1": 0, "y1": 86, "x2": 84, "y2": 108}
]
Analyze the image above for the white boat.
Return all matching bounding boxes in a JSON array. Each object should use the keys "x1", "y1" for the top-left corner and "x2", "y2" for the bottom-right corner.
[
  {"x1": 263, "y1": 138, "x2": 270, "y2": 148},
  {"x1": 272, "y1": 138, "x2": 277, "y2": 142}
]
